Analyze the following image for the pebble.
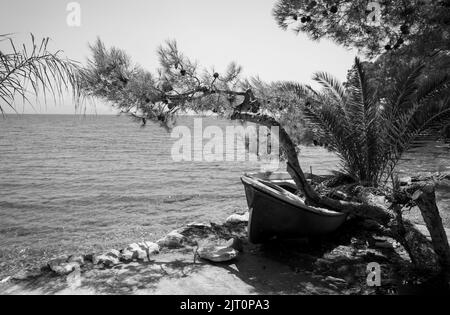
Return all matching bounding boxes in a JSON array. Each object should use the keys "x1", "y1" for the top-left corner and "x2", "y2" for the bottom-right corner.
[
  {"x1": 226, "y1": 212, "x2": 249, "y2": 224},
  {"x1": 68, "y1": 255, "x2": 85, "y2": 265},
  {"x1": 156, "y1": 231, "x2": 185, "y2": 249},
  {"x1": 0, "y1": 276, "x2": 11, "y2": 284},
  {"x1": 93, "y1": 254, "x2": 120, "y2": 267}
]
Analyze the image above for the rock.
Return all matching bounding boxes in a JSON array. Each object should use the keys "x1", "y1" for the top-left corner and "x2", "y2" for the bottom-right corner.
[
  {"x1": 120, "y1": 242, "x2": 159, "y2": 262},
  {"x1": 226, "y1": 212, "x2": 249, "y2": 224},
  {"x1": 47, "y1": 257, "x2": 68, "y2": 267},
  {"x1": 93, "y1": 254, "x2": 120, "y2": 267},
  {"x1": 186, "y1": 222, "x2": 211, "y2": 228},
  {"x1": 68, "y1": 255, "x2": 85, "y2": 266},
  {"x1": 12, "y1": 270, "x2": 41, "y2": 281},
  {"x1": 224, "y1": 238, "x2": 244, "y2": 252},
  {"x1": 83, "y1": 253, "x2": 95, "y2": 263},
  {"x1": 323, "y1": 245, "x2": 356, "y2": 261},
  {"x1": 126, "y1": 243, "x2": 147, "y2": 260},
  {"x1": 106, "y1": 249, "x2": 121, "y2": 258},
  {"x1": 120, "y1": 249, "x2": 135, "y2": 262},
  {"x1": 197, "y1": 244, "x2": 239, "y2": 263},
  {"x1": 399, "y1": 176, "x2": 412, "y2": 186},
  {"x1": 157, "y1": 231, "x2": 185, "y2": 249},
  {"x1": 0, "y1": 276, "x2": 11, "y2": 284},
  {"x1": 350, "y1": 237, "x2": 368, "y2": 249},
  {"x1": 50, "y1": 262, "x2": 80, "y2": 276},
  {"x1": 138, "y1": 241, "x2": 159, "y2": 254},
  {"x1": 47, "y1": 257, "x2": 80, "y2": 275}
]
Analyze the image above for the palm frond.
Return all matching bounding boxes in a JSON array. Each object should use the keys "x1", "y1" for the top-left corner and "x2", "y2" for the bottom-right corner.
[
  {"x1": 312, "y1": 71, "x2": 347, "y2": 108},
  {"x1": 0, "y1": 33, "x2": 83, "y2": 114}
]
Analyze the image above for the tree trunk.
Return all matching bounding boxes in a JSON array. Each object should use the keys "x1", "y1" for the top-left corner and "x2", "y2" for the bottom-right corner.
[{"x1": 412, "y1": 184, "x2": 450, "y2": 275}]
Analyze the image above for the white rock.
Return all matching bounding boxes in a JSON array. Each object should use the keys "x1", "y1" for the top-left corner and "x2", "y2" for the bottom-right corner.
[
  {"x1": 0, "y1": 276, "x2": 11, "y2": 284},
  {"x1": 138, "y1": 241, "x2": 160, "y2": 254},
  {"x1": 12, "y1": 270, "x2": 40, "y2": 281},
  {"x1": 128, "y1": 243, "x2": 148, "y2": 260},
  {"x1": 120, "y1": 249, "x2": 135, "y2": 262},
  {"x1": 120, "y1": 242, "x2": 159, "y2": 262},
  {"x1": 399, "y1": 176, "x2": 412, "y2": 186},
  {"x1": 197, "y1": 244, "x2": 239, "y2": 263},
  {"x1": 50, "y1": 262, "x2": 80, "y2": 276},
  {"x1": 226, "y1": 212, "x2": 249, "y2": 224},
  {"x1": 105, "y1": 249, "x2": 121, "y2": 258},
  {"x1": 157, "y1": 231, "x2": 185, "y2": 249},
  {"x1": 68, "y1": 255, "x2": 84, "y2": 265},
  {"x1": 93, "y1": 254, "x2": 120, "y2": 267}
]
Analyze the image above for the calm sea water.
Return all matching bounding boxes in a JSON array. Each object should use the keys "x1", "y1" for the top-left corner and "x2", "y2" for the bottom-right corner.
[{"x1": 0, "y1": 115, "x2": 449, "y2": 276}]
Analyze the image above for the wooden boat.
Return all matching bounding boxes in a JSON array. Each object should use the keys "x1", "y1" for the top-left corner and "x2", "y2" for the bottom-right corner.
[{"x1": 241, "y1": 175, "x2": 348, "y2": 244}]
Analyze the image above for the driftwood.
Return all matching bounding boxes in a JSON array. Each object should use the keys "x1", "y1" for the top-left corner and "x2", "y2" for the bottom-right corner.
[{"x1": 230, "y1": 110, "x2": 450, "y2": 278}]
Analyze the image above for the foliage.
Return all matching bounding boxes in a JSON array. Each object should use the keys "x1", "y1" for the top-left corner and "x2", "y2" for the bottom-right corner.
[
  {"x1": 0, "y1": 34, "x2": 83, "y2": 114},
  {"x1": 272, "y1": 0, "x2": 450, "y2": 59},
  {"x1": 81, "y1": 38, "x2": 313, "y2": 144},
  {"x1": 293, "y1": 57, "x2": 450, "y2": 186}
]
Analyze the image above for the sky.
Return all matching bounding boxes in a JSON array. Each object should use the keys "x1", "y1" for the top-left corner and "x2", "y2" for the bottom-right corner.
[{"x1": 0, "y1": 0, "x2": 358, "y2": 114}]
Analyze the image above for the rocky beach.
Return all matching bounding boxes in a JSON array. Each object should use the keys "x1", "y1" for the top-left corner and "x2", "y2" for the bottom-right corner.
[{"x1": 2, "y1": 211, "x2": 449, "y2": 295}]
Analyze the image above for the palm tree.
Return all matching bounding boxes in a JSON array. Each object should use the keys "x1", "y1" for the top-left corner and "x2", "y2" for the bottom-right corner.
[
  {"x1": 0, "y1": 34, "x2": 83, "y2": 115},
  {"x1": 288, "y1": 57, "x2": 450, "y2": 187}
]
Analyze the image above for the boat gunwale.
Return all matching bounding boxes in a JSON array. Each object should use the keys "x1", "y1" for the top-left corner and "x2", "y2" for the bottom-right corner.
[{"x1": 241, "y1": 175, "x2": 346, "y2": 218}]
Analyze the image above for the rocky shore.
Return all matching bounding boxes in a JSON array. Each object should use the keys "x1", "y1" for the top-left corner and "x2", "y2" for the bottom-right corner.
[{"x1": 1, "y1": 212, "x2": 449, "y2": 295}]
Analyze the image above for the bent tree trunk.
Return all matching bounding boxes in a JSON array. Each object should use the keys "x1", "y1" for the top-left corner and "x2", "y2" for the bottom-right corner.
[
  {"x1": 230, "y1": 110, "x2": 449, "y2": 276},
  {"x1": 412, "y1": 185, "x2": 450, "y2": 275}
]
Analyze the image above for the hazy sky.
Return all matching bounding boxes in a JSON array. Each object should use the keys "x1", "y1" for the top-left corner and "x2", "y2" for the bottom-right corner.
[{"x1": 0, "y1": 0, "x2": 358, "y2": 114}]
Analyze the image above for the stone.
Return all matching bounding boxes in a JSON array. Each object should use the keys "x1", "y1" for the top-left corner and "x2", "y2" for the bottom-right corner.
[
  {"x1": 47, "y1": 257, "x2": 68, "y2": 267},
  {"x1": 138, "y1": 241, "x2": 160, "y2": 254},
  {"x1": 224, "y1": 238, "x2": 244, "y2": 252},
  {"x1": 120, "y1": 242, "x2": 160, "y2": 262},
  {"x1": 83, "y1": 253, "x2": 95, "y2": 263},
  {"x1": 50, "y1": 262, "x2": 80, "y2": 276},
  {"x1": 226, "y1": 212, "x2": 249, "y2": 224},
  {"x1": 0, "y1": 276, "x2": 11, "y2": 284},
  {"x1": 93, "y1": 254, "x2": 120, "y2": 267},
  {"x1": 120, "y1": 250, "x2": 135, "y2": 262},
  {"x1": 106, "y1": 249, "x2": 121, "y2": 258},
  {"x1": 125, "y1": 243, "x2": 147, "y2": 261},
  {"x1": 156, "y1": 231, "x2": 185, "y2": 249},
  {"x1": 47, "y1": 257, "x2": 77, "y2": 275},
  {"x1": 323, "y1": 245, "x2": 356, "y2": 261},
  {"x1": 68, "y1": 255, "x2": 85, "y2": 266},
  {"x1": 399, "y1": 176, "x2": 412, "y2": 186},
  {"x1": 197, "y1": 244, "x2": 239, "y2": 263},
  {"x1": 12, "y1": 270, "x2": 42, "y2": 281}
]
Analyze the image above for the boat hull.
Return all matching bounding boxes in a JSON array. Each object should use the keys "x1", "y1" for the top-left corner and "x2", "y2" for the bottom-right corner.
[{"x1": 241, "y1": 176, "x2": 347, "y2": 244}]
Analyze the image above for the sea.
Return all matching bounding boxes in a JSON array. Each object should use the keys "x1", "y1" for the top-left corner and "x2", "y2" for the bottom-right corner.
[{"x1": 1, "y1": 114, "x2": 449, "y2": 277}]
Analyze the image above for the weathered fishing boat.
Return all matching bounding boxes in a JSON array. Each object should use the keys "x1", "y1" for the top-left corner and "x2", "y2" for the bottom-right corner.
[{"x1": 241, "y1": 175, "x2": 347, "y2": 244}]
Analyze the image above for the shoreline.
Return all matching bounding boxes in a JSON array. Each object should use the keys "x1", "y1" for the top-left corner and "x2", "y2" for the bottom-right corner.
[{"x1": 2, "y1": 212, "x2": 448, "y2": 295}]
